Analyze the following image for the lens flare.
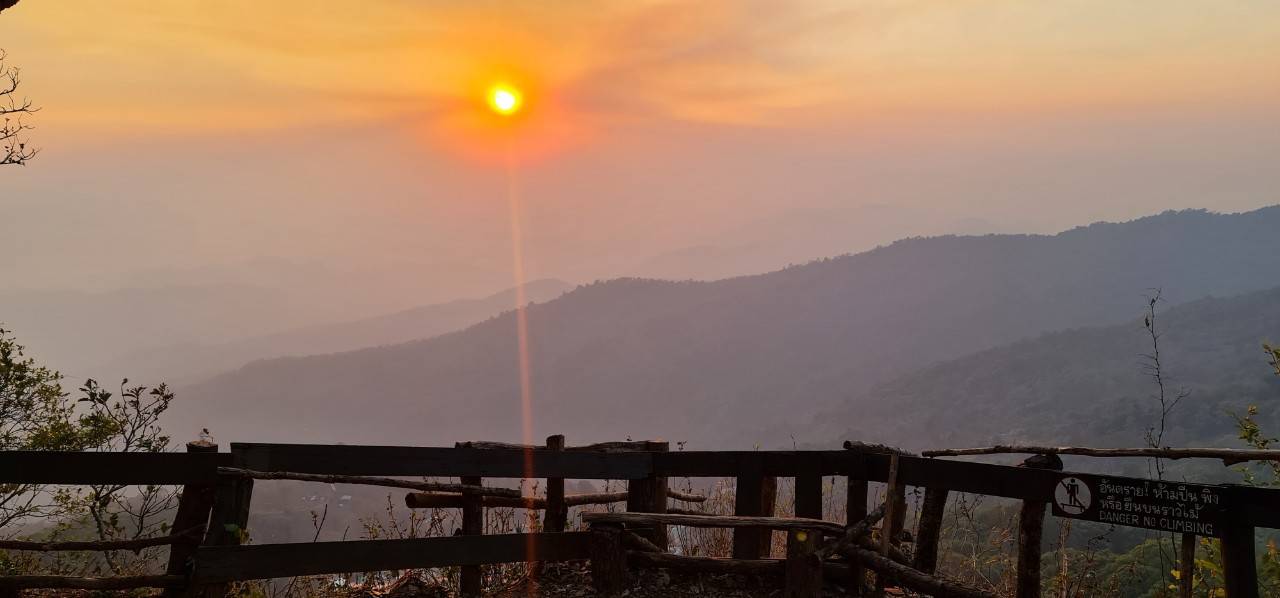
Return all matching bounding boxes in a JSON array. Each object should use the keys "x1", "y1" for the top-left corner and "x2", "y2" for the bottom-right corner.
[{"x1": 488, "y1": 85, "x2": 522, "y2": 115}]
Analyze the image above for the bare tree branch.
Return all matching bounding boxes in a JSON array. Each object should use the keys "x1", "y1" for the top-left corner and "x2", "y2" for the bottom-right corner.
[{"x1": 0, "y1": 49, "x2": 39, "y2": 166}]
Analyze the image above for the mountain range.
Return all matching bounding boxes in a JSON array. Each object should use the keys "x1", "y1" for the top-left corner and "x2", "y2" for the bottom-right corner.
[{"x1": 169, "y1": 207, "x2": 1280, "y2": 449}]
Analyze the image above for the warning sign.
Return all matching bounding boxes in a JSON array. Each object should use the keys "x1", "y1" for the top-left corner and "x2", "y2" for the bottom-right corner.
[
  {"x1": 1049, "y1": 474, "x2": 1226, "y2": 537},
  {"x1": 1054, "y1": 477, "x2": 1091, "y2": 515}
]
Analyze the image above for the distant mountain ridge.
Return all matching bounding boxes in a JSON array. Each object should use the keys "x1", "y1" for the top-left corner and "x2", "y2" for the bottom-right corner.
[
  {"x1": 171, "y1": 206, "x2": 1280, "y2": 448},
  {"x1": 96, "y1": 279, "x2": 572, "y2": 384}
]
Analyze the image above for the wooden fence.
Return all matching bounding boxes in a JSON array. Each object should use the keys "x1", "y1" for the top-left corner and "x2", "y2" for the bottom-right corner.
[{"x1": 3, "y1": 438, "x2": 1279, "y2": 597}]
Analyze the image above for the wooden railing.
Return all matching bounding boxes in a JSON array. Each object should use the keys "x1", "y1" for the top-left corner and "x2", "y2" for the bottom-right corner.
[{"x1": 3, "y1": 439, "x2": 1280, "y2": 597}]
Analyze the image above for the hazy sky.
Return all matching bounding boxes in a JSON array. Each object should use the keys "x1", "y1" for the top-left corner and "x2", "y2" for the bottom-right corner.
[{"x1": 3, "y1": 1, "x2": 1279, "y2": 302}]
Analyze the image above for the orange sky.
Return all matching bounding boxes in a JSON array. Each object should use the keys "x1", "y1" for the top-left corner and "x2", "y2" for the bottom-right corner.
[{"x1": 3, "y1": 1, "x2": 1280, "y2": 300}]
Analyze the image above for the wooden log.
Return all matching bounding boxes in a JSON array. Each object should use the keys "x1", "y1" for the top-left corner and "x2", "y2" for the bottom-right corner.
[
  {"x1": 913, "y1": 487, "x2": 949, "y2": 574},
  {"x1": 1015, "y1": 454, "x2": 1061, "y2": 598},
  {"x1": 852, "y1": 534, "x2": 911, "y2": 566},
  {"x1": 846, "y1": 476, "x2": 870, "y2": 596},
  {"x1": 163, "y1": 441, "x2": 219, "y2": 597},
  {"x1": 544, "y1": 434, "x2": 567, "y2": 532},
  {"x1": 628, "y1": 550, "x2": 783, "y2": 575},
  {"x1": 847, "y1": 547, "x2": 999, "y2": 598},
  {"x1": 460, "y1": 474, "x2": 483, "y2": 597},
  {"x1": 816, "y1": 502, "x2": 886, "y2": 560},
  {"x1": 408, "y1": 493, "x2": 531, "y2": 509},
  {"x1": 921, "y1": 445, "x2": 1280, "y2": 465},
  {"x1": 217, "y1": 467, "x2": 520, "y2": 498},
  {"x1": 785, "y1": 528, "x2": 822, "y2": 598},
  {"x1": 572, "y1": 441, "x2": 663, "y2": 453},
  {"x1": 589, "y1": 523, "x2": 629, "y2": 596},
  {"x1": 626, "y1": 441, "x2": 669, "y2": 550},
  {"x1": 191, "y1": 533, "x2": 592, "y2": 582},
  {"x1": 405, "y1": 488, "x2": 707, "y2": 510},
  {"x1": 1178, "y1": 533, "x2": 1195, "y2": 598},
  {"x1": 843, "y1": 441, "x2": 915, "y2": 456},
  {"x1": 733, "y1": 472, "x2": 766, "y2": 559},
  {"x1": 621, "y1": 530, "x2": 664, "y2": 554},
  {"x1": 1221, "y1": 517, "x2": 1258, "y2": 598},
  {"x1": 0, "y1": 530, "x2": 199, "y2": 552},
  {"x1": 583, "y1": 512, "x2": 846, "y2": 536},
  {"x1": 0, "y1": 575, "x2": 187, "y2": 590}
]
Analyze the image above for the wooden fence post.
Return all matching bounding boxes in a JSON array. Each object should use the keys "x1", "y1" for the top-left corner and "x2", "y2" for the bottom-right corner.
[
  {"x1": 1015, "y1": 454, "x2": 1062, "y2": 598},
  {"x1": 875, "y1": 455, "x2": 904, "y2": 597},
  {"x1": 794, "y1": 465, "x2": 823, "y2": 520},
  {"x1": 1220, "y1": 487, "x2": 1258, "y2": 598},
  {"x1": 1178, "y1": 533, "x2": 1195, "y2": 598},
  {"x1": 460, "y1": 475, "x2": 484, "y2": 597},
  {"x1": 162, "y1": 441, "x2": 218, "y2": 597},
  {"x1": 544, "y1": 435, "x2": 567, "y2": 533},
  {"x1": 846, "y1": 476, "x2": 869, "y2": 596},
  {"x1": 761, "y1": 476, "x2": 778, "y2": 555},
  {"x1": 195, "y1": 449, "x2": 253, "y2": 598},
  {"x1": 589, "y1": 522, "x2": 629, "y2": 595},
  {"x1": 733, "y1": 469, "x2": 766, "y2": 559},
  {"x1": 913, "y1": 487, "x2": 949, "y2": 575},
  {"x1": 785, "y1": 528, "x2": 822, "y2": 598},
  {"x1": 625, "y1": 441, "x2": 669, "y2": 550}
]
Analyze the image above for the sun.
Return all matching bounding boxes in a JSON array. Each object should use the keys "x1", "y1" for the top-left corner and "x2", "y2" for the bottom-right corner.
[{"x1": 488, "y1": 85, "x2": 522, "y2": 116}]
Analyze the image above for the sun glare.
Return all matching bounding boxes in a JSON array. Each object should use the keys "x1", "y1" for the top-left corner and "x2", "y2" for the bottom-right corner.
[{"x1": 488, "y1": 85, "x2": 522, "y2": 116}]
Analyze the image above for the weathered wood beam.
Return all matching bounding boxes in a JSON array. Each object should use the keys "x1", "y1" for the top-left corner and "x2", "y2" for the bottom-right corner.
[
  {"x1": 785, "y1": 528, "x2": 822, "y2": 598},
  {"x1": 627, "y1": 551, "x2": 856, "y2": 579},
  {"x1": 584, "y1": 511, "x2": 846, "y2": 535},
  {"x1": 460, "y1": 474, "x2": 483, "y2": 597},
  {"x1": 0, "y1": 575, "x2": 186, "y2": 590},
  {"x1": 846, "y1": 476, "x2": 869, "y2": 596},
  {"x1": 0, "y1": 451, "x2": 226, "y2": 485},
  {"x1": 544, "y1": 434, "x2": 567, "y2": 532},
  {"x1": 456, "y1": 440, "x2": 659, "y2": 453},
  {"x1": 230, "y1": 442, "x2": 652, "y2": 479},
  {"x1": 913, "y1": 487, "x2": 949, "y2": 574},
  {"x1": 1178, "y1": 533, "x2": 1195, "y2": 598},
  {"x1": 621, "y1": 530, "x2": 664, "y2": 554},
  {"x1": 0, "y1": 529, "x2": 199, "y2": 552},
  {"x1": 218, "y1": 466, "x2": 520, "y2": 498},
  {"x1": 163, "y1": 441, "x2": 220, "y2": 598},
  {"x1": 1015, "y1": 454, "x2": 1061, "y2": 598},
  {"x1": 192, "y1": 533, "x2": 592, "y2": 582},
  {"x1": 816, "y1": 502, "x2": 886, "y2": 560},
  {"x1": 405, "y1": 488, "x2": 707, "y2": 510},
  {"x1": 922, "y1": 445, "x2": 1280, "y2": 465},
  {"x1": 846, "y1": 547, "x2": 999, "y2": 598},
  {"x1": 628, "y1": 551, "x2": 783, "y2": 575},
  {"x1": 843, "y1": 441, "x2": 915, "y2": 456},
  {"x1": 590, "y1": 523, "x2": 630, "y2": 596}
]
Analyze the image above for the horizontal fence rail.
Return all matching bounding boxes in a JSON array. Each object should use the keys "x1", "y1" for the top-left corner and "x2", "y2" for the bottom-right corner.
[
  {"x1": 0, "y1": 451, "x2": 229, "y2": 485},
  {"x1": 5, "y1": 440, "x2": 1280, "y2": 598},
  {"x1": 231, "y1": 442, "x2": 652, "y2": 479},
  {"x1": 191, "y1": 533, "x2": 593, "y2": 583}
]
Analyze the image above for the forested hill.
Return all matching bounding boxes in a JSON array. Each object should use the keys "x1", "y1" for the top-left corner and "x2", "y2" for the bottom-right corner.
[
  {"x1": 811, "y1": 286, "x2": 1280, "y2": 453},
  {"x1": 172, "y1": 207, "x2": 1280, "y2": 447}
]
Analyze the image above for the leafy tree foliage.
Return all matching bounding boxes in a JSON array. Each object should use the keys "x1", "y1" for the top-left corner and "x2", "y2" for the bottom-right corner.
[
  {"x1": 0, "y1": 327, "x2": 113, "y2": 529},
  {"x1": 1, "y1": 326, "x2": 178, "y2": 576}
]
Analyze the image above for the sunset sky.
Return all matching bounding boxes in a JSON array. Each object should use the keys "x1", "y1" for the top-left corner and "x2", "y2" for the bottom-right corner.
[{"x1": 3, "y1": 1, "x2": 1279, "y2": 307}]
